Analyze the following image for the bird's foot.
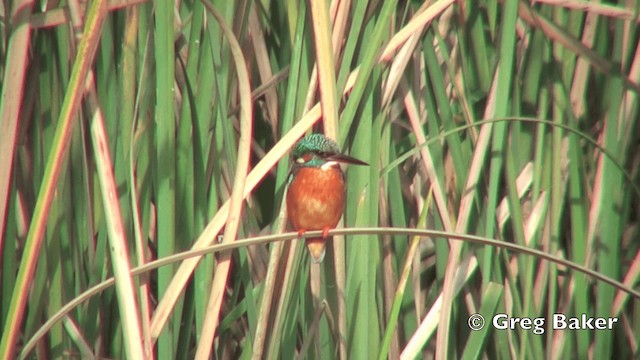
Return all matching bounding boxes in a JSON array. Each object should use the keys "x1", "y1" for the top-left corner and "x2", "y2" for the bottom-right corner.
[{"x1": 321, "y1": 227, "x2": 331, "y2": 239}]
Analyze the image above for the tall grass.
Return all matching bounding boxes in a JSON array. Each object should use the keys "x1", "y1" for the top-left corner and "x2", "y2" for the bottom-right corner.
[{"x1": 1, "y1": 0, "x2": 639, "y2": 358}]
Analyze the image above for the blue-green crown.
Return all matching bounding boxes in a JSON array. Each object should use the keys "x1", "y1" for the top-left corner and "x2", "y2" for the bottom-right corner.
[
  {"x1": 290, "y1": 134, "x2": 368, "y2": 170},
  {"x1": 292, "y1": 134, "x2": 340, "y2": 158},
  {"x1": 291, "y1": 134, "x2": 341, "y2": 168}
]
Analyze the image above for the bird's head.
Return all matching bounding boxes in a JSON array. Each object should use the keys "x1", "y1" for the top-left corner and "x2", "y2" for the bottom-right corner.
[{"x1": 291, "y1": 134, "x2": 369, "y2": 170}]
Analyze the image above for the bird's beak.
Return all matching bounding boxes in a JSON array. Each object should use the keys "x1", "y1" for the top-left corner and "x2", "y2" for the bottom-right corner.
[{"x1": 326, "y1": 154, "x2": 369, "y2": 166}]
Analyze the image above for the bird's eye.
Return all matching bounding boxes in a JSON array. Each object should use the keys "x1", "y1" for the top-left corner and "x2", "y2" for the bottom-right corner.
[{"x1": 296, "y1": 153, "x2": 313, "y2": 164}]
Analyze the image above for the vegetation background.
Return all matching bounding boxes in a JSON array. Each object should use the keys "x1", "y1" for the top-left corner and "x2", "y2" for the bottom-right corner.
[{"x1": 1, "y1": 0, "x2": 639, "y2": 358}]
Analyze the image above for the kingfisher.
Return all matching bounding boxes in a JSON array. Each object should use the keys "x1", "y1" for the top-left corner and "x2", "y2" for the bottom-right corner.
[{"x1": 286, "y1": 134, "x2": 368, "y2": 263}]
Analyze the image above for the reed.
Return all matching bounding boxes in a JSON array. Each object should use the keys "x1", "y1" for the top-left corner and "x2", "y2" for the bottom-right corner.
[{"x1": 1, "y1": 0, "x2": 639, "y2": 358}]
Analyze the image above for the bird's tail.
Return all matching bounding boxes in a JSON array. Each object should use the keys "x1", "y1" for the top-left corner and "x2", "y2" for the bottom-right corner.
[{"x1": 306, "y1": 238, "x2": 327, "y2": 263}]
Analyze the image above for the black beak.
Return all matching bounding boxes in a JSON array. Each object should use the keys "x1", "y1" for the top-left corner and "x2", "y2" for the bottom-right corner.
[{"x1": 326, "y1": 153, "x2": 369, "y2": 166}]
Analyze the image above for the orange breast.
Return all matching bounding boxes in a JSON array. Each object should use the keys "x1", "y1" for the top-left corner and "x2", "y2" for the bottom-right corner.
[{"x1": 286, "y1": 166, "x2": 345, "y2": 231}]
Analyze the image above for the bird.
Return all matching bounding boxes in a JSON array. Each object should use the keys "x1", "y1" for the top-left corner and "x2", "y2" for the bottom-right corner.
[{"x1": 286, "y1": 134, "x2": 368, "y2": 263}]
